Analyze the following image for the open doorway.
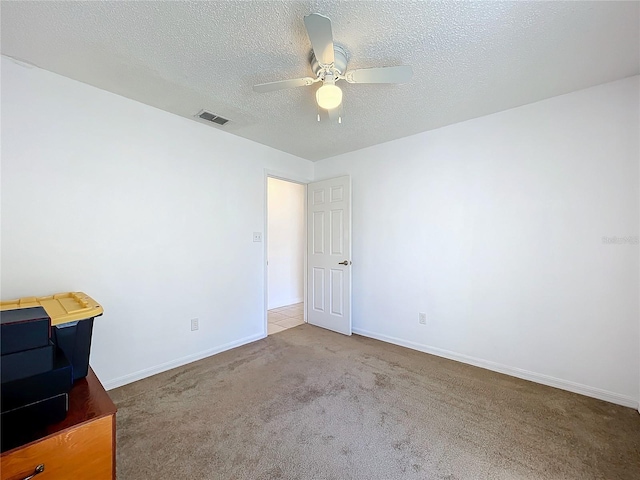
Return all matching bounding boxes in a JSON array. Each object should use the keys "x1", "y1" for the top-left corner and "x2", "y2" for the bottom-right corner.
[{"x1": 267, "y1": 177, "x2": 306, "y2": 335}]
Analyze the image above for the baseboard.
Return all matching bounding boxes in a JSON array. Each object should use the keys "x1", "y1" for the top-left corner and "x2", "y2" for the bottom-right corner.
[
  {"x1": 352, "y1": 328, "x2": 639, "y2": 409},
  {"x1": 269, "y1": 297, "x2": 303, "y2": 310},
  {"x1": 103, "y1": 332, "x2": 266, "y2": 391}
]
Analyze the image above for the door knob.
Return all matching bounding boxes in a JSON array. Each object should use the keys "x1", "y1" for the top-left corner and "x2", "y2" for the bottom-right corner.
[{"x1": 338, "y1": 260, "x2": 352, "y2": 265}]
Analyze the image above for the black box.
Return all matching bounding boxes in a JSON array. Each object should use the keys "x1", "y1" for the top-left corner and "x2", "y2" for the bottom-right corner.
[
  {"x1": 1, "y1": 393, "x2": 68, "y2": 452},
  {"x1": 0, "y1": 307, "x2": 50, "y2": 355},
  {"x1": 1, "y1": 348, "x2": 73, "y2": 412},
  {"x1": 52, "y1": 318, "x2": 95, "y2": 381},
  {"x1": 1, "y1": 341, "x2": 54, "y2": 383}
]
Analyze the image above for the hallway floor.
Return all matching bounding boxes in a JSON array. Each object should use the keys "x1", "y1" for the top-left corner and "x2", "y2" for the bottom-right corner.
[{"x1": 267, "y1": 302, "x2": 304, "y2": 335}]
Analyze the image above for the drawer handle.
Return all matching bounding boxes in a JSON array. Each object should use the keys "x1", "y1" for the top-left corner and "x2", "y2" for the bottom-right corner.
[{"x1": 21, "y1": 464, "x2": 44, "y2": 480}]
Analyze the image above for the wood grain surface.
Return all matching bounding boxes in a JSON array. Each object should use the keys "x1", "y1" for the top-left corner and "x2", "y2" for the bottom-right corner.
[{"x1": 1, "y1": 368, "x2": 117, "y2": 480}]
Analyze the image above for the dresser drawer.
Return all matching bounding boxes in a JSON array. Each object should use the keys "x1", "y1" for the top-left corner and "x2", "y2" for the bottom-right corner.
[{"x1": 1, "y1": 414, "x2": 114, "y2": 480}]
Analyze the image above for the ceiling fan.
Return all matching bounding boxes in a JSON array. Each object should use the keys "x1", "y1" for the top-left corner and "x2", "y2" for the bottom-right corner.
[{"x1": 253, "y1": 13, "x2": 413, "y2": 123}]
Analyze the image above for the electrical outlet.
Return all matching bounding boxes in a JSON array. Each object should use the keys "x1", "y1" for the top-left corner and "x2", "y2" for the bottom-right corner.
[
  {"x1": 191, "y1": 318, "x2": 199, "y2": 331},
  {"x1": 419, "y1": 313, "x2": 427, "y2": 325},
  {"x1": 253, "y1": 232, "x2": 262, "y2": 242}
]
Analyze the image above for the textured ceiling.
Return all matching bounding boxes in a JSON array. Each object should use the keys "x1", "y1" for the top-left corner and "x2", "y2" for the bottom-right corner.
[{"x1": 2, "y1": 1, "x2": 639, "y2": 161}]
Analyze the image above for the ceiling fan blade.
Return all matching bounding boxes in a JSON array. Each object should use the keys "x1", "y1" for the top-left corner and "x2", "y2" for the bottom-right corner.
[
  {"x1": 253, "y1": 77, "x2": 315, "y2": 93},
  {"x1": 345, "y1": 65, "x2": 413, "y2": 84},
  {"x1": 304, "y1": 13, "x2": 335, "y2": 66}
]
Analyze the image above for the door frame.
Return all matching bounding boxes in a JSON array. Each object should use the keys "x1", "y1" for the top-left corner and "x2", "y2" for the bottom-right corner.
[{"x1": 263, "y1": 169, "x2": 311, "y2": 337}]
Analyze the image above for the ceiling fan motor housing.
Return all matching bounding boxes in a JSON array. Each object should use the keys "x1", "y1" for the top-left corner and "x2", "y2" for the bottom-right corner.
[{"x1": 310, "y1": 45, "x2": 348, "y2": 77}]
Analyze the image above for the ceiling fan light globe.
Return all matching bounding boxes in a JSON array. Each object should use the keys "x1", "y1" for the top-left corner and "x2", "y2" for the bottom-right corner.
[{"x1": 316, "y1": 84, "x2": 342, "y2": 110}]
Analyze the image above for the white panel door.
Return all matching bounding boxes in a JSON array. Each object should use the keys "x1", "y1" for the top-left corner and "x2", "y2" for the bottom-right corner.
[{"x1": 307, "y1": 176, "x2": 351, "y2": 335}]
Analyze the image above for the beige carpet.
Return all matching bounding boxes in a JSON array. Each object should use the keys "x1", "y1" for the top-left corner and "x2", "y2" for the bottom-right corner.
[{"x1": 111, "y1": 324, "x2": 640, "y2": 479}]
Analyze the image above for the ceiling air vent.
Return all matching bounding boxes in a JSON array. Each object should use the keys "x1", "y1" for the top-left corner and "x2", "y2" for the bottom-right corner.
[{"x1": 196, "y1": 110, "x2": 229, "y2": 126}]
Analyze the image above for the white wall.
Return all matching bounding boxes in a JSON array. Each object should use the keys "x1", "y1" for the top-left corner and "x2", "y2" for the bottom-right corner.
[
  {"x1": 0, "y1": 56, "x2": 313, "y2": 389},
  {"x1": 3, "y1": 54, "x2": 638, "y2": 408},
  {"x1": 315, "y1": 76, "x2": 640, "y2": 408},
  {"x1": 267, "y1": 178, "x2": 305, "y2": 309}
]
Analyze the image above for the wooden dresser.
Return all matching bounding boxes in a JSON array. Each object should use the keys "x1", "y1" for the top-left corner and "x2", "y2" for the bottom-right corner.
[{"x1": 1, "y1": 368, "x2": 117, "y2": 480}]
